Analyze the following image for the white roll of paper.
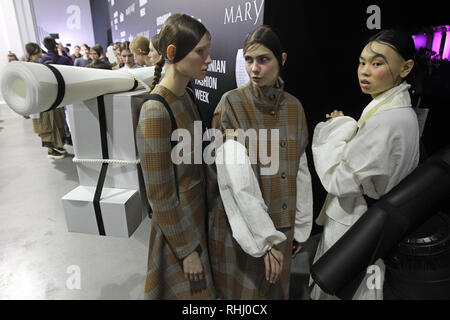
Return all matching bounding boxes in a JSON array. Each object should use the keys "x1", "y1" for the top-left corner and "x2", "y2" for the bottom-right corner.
[{"x1": 0, "y1": 61, "x2": 155, "y2": 116}]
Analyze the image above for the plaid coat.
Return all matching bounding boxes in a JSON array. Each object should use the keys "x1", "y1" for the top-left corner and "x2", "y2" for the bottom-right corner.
[
  {"x1": 136, "y1": 85, "x2": 215, "y2": 300},
  {"x1": 32, "y1": 109, "x2": 66, "y2": 148},
  {"x1": 208, "y1": 79, "x2": 309, "y2": 299}
]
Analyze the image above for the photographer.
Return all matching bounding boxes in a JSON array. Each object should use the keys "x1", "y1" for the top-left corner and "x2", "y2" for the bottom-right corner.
[{"x1": 38, "y1": 36, "x2": 73, "y2": 66}]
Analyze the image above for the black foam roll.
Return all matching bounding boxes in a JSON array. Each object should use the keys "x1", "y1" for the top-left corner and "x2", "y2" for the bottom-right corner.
[{"x1": 311, "y1": 145, "x2": 450, "y2": 299}]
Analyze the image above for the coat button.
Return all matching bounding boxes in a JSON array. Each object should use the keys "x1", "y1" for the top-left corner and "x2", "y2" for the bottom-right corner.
[
  {"x1": 281, "y1": 172, "x2": 287, "y2": 179},
  {"x1": 280, "y1": 141, "x2": 286, "y2": 148},
  {"x1": 270, "y1": 110, "x2": 276, "y2": 116},
  {"x1": 282, "y1": 204, "x2": 288, "y2": 210},
  {"x1": 269, "y1": 94, "x2": 276, "y2": 101}
]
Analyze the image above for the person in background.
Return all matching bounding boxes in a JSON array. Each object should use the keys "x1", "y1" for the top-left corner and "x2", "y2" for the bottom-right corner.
[
  {"x1": 25, "y1": 42, "x2": 67, "y2": 160},
  {"x1": 74, "y1": 44, "x2": 92, "y2": 67},
  {"x1": 148, "y1": 34, "x2": 161, "y2": 66},
  {"x1": 39, "y1": 36, "x2": 73, "y2": 146},
  {"x1": 39, "y1": 36, "x2": 73, "y2": 66},
  {"x1": 70, "y1": 45, "x2": 81, "y2": 61},
  {"x1": 105, "y1": 43, "x2": 117, "y2": 66},
  {"x1": 130, "y1": 36, "x2": 153, "y2": 67},
  {"x1": 309, "y1": 29, "x2": 419, "y2": 300},
  {"x1": 7, "y1": 51, "x2": 19, "y2": 62},
  {"x1": 86, "y1": 44, "x2": 112, "y2": 70},
  {"x1": 112, "y1": 42, "x2": 124, "y2": 70},
  {"x1": 120, "y1": 41, "x2": 141, "y2": 70}
]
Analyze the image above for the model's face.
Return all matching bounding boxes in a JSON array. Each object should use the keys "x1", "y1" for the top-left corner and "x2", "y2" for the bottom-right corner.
[
  {"x1": 148, "y1": 41, "x2": 161, "y2": 65},
  {"x1": 175, "y1": 33, "x2": 211, "y2": 80},
  {"x1": 90, "y1": 50, "x2": 99, "y2": 62},
  {"x1": 358, "y1": 41, "x2": 410, "y2": 98},
  {"x1": 121, "y1": 49, "x2": 135, "y2": 67},
  {"x1": 244, "y1": 44, "x2": 279, "y2": 88}
]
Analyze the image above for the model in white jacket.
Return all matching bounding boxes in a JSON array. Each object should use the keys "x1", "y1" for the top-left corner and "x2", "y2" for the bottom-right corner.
[{"x1": 310, "y1": 31, "x2": 420, "y2": 300}]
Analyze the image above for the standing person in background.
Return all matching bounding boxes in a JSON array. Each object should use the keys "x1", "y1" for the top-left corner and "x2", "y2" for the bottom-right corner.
[
  {"x1": 148, "y1": 35, "x2": 161, "y2": 66},
  {"x1": 39, "y1": 36, "x2": 73, "y2": 66},
  {"x1": 135, "y1": 13, "x2": 215, "y2": 299},
  {"x1": 25, "y1": 42, "x2": 67, "y2": 160},
  {"x1": 7, "y1": 51, "x2": 19, "y2": 62},
  {"x1": 130, "y1": 36, "x2": 153, "y2": 67},
  {"x1": 208, "y1": 25, "x2": 313, "y2": 300},
  {"x1": 86, "y1": 44, "x2": 112, "y2": 70},
  {"x1": 70, "y1": 45, "x2": 82, "y2": 62},
  {"x1": 120, "y1": 41, "x2": 141, "y2": 70},
  {"x1": 39, "y1": 36, "x2": 73, "y2": 146},
  {"x1": 74, "y1": 44, "x2": 92, "y2": 67},
  {"x1": 112, "y1": 42, "x2": 124, "y2": 70},
  {"x1": 106, "y1": 43, "x2": 117, "y2": 66},
  {"x1": 309, "y1": 29, "x2": 419, "y2": 300}
]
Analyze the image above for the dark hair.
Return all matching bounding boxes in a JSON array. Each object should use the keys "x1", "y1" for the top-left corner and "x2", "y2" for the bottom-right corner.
[
  {"x1": 7, "y1": 52, "x2": 19, "y2": 61},
  {"x1": 366, "y1": 29, "x2": 416, "y2": 62},
  {"x1": 91, "y1": 44, "x2": 104, "y2": 56},
  {"x1": 150, "y1": 34, "x2": 160, "y2": 54},
  {"x1": 244, "y1": 25, "x2": 284, "y2": 68},
  {"x1": 150, "y1": 13, "x2": 210, "y2": 91},
  {"x1": 25, "y1": 42, "x2": 41, "y2": 61},
  {"x1": 81, "y1": 44, "x2": 90, "y2": 51},
  {"x1": 120, "y1": 41, "x2": 132, "y2": 54},
  {"x1": 365, "y1": 29, "x2": 416, "y2": 84},
  {"x1": 43, "y1": 36, "x2": 57, "y2": 51}
]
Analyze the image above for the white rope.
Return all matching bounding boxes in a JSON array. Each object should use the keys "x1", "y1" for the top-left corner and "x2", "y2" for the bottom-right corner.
[{"x1": 73, "y1": 157, "x2": 140, "y2": 165}]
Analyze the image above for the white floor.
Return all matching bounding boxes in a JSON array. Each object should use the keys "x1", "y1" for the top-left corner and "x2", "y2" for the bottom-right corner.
[
  {"x1": 0, "y1": 104, "x2": 150, "y2": 300},
  {"x1": 0, "y1": 103, "x2": 312, "y2": 300}
]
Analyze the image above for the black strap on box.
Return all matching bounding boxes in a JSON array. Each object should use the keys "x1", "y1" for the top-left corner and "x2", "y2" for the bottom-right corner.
[
  {"x1": 43, "y1": 64, "x2": 66, "y2": 112},
  {"x1": 93, "y1": 96, "x2": 109, "y2": 236}
]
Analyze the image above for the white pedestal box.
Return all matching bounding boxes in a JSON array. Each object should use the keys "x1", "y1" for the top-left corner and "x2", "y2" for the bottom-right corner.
[
  {"x1": 62, "y1": 90, "x2": 151, "y2": 238},
  {"x1": 62, "y1": 186, "x2": 142, "y2": 238}
]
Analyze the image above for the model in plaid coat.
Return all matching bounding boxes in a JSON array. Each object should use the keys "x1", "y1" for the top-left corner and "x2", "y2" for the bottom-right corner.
[
  {"x1": 207, "y1": 25, "x2": 313, "y2": 300},
  {"x1": 135, "y1": 13, "x2": 215, "y2": 300}
]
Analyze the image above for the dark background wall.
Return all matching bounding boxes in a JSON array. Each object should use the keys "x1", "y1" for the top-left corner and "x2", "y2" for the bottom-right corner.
[
  {"x1": 264, "y1": 0, "x2": 450, "y2": 234},
  {"x1": 90, "y1": 0, "x2": 111, "y2": 50}
]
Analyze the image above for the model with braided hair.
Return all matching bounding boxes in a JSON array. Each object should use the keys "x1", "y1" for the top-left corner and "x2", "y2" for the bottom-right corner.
[{"x1": 136, "y1": 13, "x2": 214, "y2": 299}]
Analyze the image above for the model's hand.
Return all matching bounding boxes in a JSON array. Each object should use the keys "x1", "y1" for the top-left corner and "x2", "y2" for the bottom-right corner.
[
  {"x1": 292, "y1": 240, "x2": 303, "y2": 257},
  {"x1": 326, "y1": 109, "x2": 344, "y2": 119},
  {"x1": 264, "y1": 248, "x2": 284, "y2": 284},
  {"x1": 183, "y1": 251, "x2": 204, "y2": 282}
]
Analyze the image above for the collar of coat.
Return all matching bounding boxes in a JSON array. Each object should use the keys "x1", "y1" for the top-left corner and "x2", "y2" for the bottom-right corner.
[
  {"x1": 247, "y1": 77, "x2": 286, "y2": 114},
  {"x1": 358, "y1": 81, "x2": 412, "y2": 126}
]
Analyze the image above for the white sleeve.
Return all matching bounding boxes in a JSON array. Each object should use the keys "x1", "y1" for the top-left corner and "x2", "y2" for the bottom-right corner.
[
  {"x1": 294, "y1": 152, "x2": 313, "y2": 243},
  {"x1": 312, "y1": 116, "x2": 397, "y2": 199},
  {"x1": 215, "y1": 139, "x2": 287, "y2": 258}
]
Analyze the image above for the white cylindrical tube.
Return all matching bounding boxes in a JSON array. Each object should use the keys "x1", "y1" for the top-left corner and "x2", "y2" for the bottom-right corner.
[{"x1": 0, "y1": 61, "x2": 155, "y2": 116}]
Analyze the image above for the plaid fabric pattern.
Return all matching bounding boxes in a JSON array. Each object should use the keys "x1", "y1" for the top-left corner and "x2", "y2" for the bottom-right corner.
[
  {"x1": 208, "y1": 79, "x2": 309, "y2": 299},
  {"x1": 136, "y1": 85, "x2": 215, "y2": 300},
  {"x1": 32, "y1": 109, "x2": 66, "y2": 148}
]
